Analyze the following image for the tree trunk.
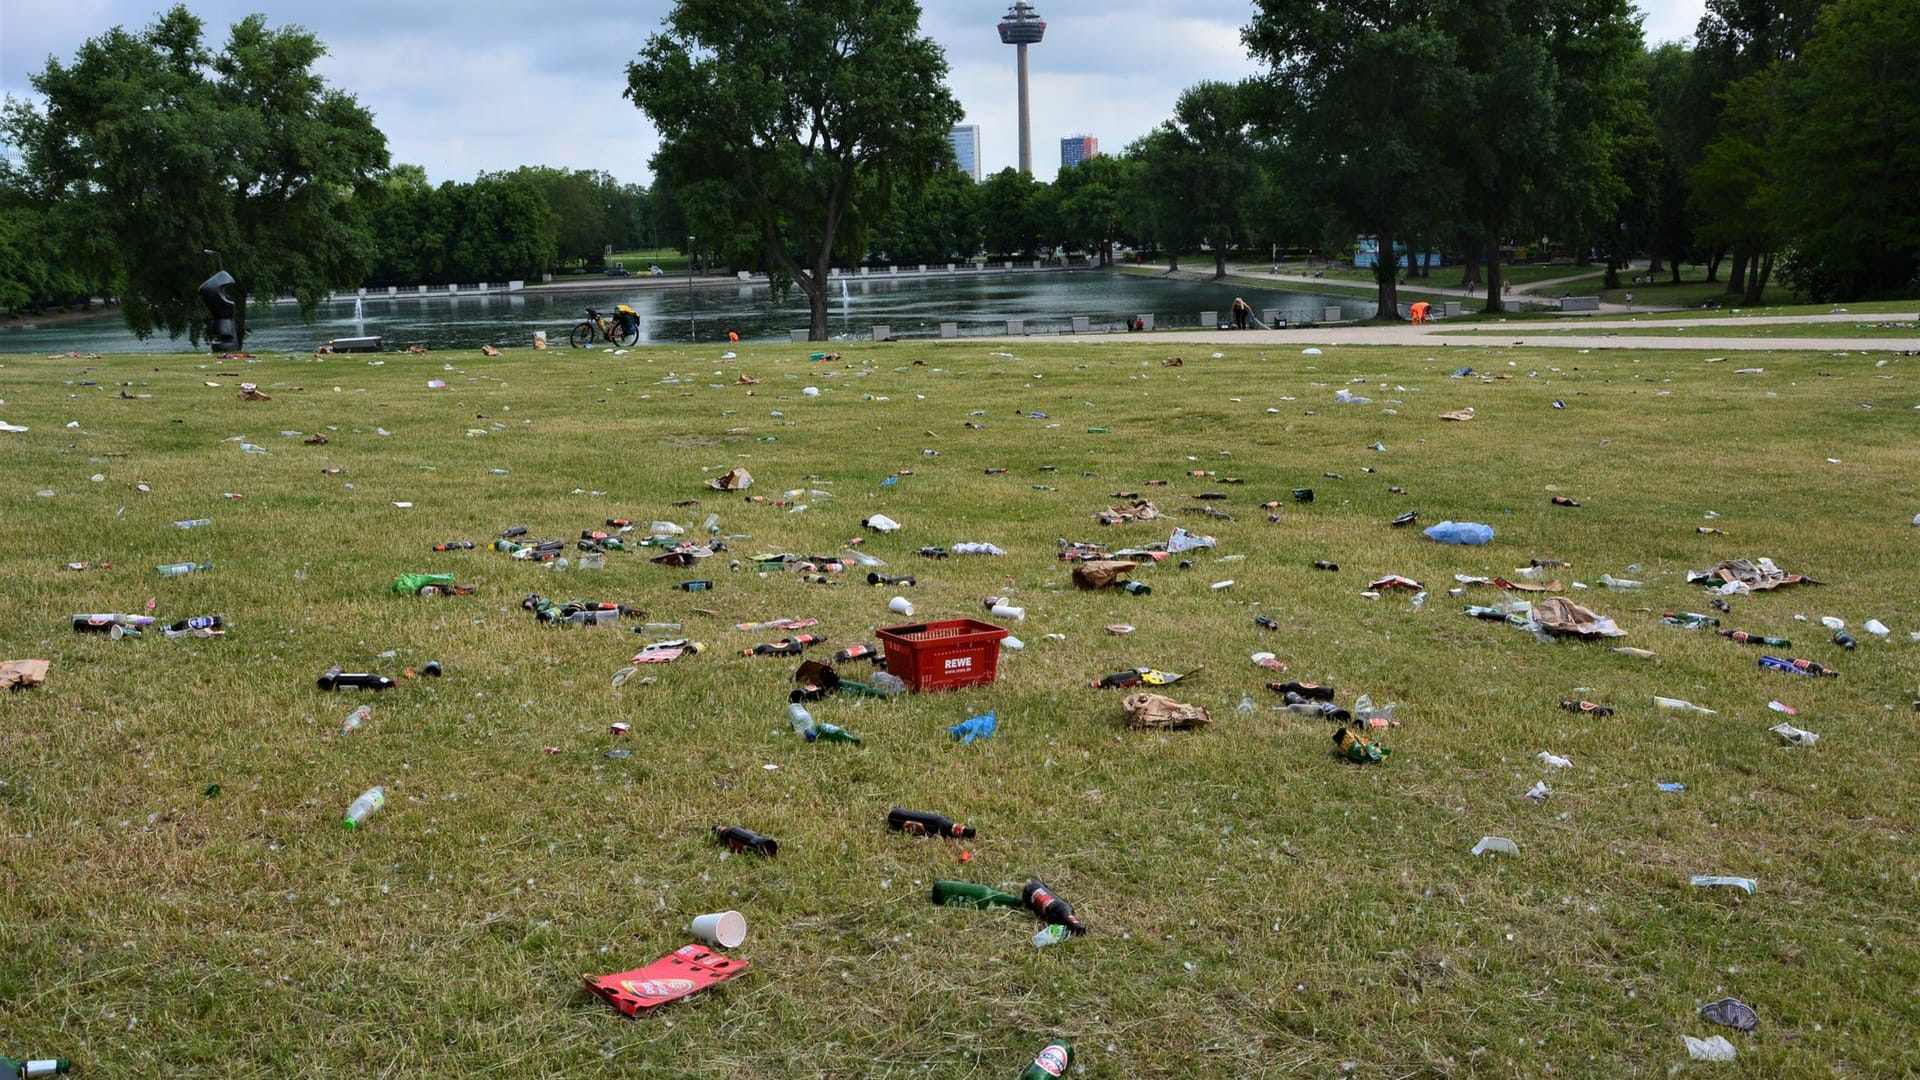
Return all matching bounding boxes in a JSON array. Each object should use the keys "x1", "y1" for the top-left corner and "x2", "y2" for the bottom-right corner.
[
  {"x1": 1670, "y1": 261, "x2": 1683, "y2": 285},
  {"x1": 1705, "y1": 245, "x2": 1724, "y2": 283},
  {"x1": 1726, "y1": 248, "x2": 1748, "y2": 296},
  {"x1": 1604, "y1": 260, "x2": 1621, "y2": 290},
  {"x1": 805, "y1": 253, "x2": 831, "y2": 341},
  {"x1": 1214, "y1": 248, "x2": 1227, "y2": 279},
  {"x1": 235, "y1": 285, "x2": 249, "y2": 351},
  {"x1": 1461, "y1": 248, "x2": 1482, "y2": 291},
  {"x1": 1168, "y1": 250, "x2": 1179, "y2": 273},
  {"x1": 1648, "y1": 252, "x2": 1664, "y2": 276},
  {"x1": 1481, "y1": 233, "x2": 1503, "y2": 316},
  {"x1": 1743, "y1": 249, "x2": 1773, "y2": 306},
  {"x1": 1374, "y1": 227, "x2": 1401, "y2": 321}
]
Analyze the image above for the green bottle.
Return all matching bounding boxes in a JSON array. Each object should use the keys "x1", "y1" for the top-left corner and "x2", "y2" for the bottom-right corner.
[
  {"x1": 806, "y1": 723, "x2": 862, "y2": 746},
  {"x1": 930, "y1": 881, "x2": 1022, "y2": 909},
  {"x1": 1019, "y1": 1039, "x2": 1072, "y2": 1078},
  {"x1": 2, "y1": 1056, "x2": 74, "y2": 1077}
]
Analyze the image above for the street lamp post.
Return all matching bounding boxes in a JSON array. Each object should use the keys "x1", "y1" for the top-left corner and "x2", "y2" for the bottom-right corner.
[{"x1": 686, "y1": 235, "x2": 697, "y2": 342}]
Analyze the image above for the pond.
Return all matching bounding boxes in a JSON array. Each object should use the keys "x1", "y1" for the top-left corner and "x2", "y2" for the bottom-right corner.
[{"x1": 0, "y1": 270, "x2": 1375, "y2": 354}]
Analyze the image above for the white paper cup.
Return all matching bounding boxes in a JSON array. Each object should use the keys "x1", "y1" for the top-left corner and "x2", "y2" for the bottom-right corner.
[
  {"x1": 888, "y1": 596, "x2": 915, "y2": 617},
  {"x1": 989, "y1": 603, "x2": 1025, "y2": 621},
  {"x1": 691, "y1": 909, "x2": 747, "y2": 948}
]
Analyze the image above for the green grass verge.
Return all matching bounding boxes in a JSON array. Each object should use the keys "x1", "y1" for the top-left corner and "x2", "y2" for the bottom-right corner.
[
  {"x1": 3, "y1": 342, "x2": 1919, "y2": 1076},
  {"x1": 604, "y1": 248, "x2": 693, "y2": 274}
]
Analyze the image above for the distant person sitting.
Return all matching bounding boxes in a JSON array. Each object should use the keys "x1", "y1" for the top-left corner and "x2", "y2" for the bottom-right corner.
[
  {"x1": 1230, "y1": 297, "x2": 1253, "y2": 330},
  {"x1": 1132, "y1": 317, "x2": 1145, "y2": 332},
  {"x1": 649, "y1": 264, "x2": 664, "y2": 276}
]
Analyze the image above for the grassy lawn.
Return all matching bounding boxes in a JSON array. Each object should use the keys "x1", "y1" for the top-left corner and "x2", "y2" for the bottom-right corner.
[
  {"x1": 603, "y1": 247, "x2": 693, "y2": 274},
  {"x1": 3, "y1": 341, "x2": 1918, "y2": 1077},
  {"x1": 1113, "y1": 264, "x2": 1496, "y2": 312},
  {"x1": 1274, "y1": 262, "x2": 1608, "y2": 291},
  {"x1": 1439, "y1": 321, "x2": 1920, "y2": 339}
]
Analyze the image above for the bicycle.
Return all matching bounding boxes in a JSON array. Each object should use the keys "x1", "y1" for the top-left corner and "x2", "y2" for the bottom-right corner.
[{"x1": 570, "y1": 305, "x2": 639, "y2": 348}]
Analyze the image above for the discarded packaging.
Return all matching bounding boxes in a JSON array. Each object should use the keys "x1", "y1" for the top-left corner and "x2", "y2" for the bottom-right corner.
[
  {"x1": 1683, "y1": 1036, "x2": 1737, "y2": 1062},
  {"x1": 1699, "y1": 998, "x2": 1759, "y2": 1032},
  {"x1": 0, "y1": 658, "x2": 50, "y2": 691},
  {"x1": 1122, "y1": 692, "x2": 1212, "y2": 730},
  {"x1": 1770, "y1": 722, "x2": 1818, "y2": 746},
  {"x1": 583, "y1": 945, "x2": 750, "y2": 1016},
  {"x1": 1537, "y1": 751, "x2": 1572, "y2": 770},
  {"x1": 1471, "y1": 836, "x2": 1519, "y2": 857},
  {"x1": 1690, "y1": 875, "x2": 1756, "y2": 894}
]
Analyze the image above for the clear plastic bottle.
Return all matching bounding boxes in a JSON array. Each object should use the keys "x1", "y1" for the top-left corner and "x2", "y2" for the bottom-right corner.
[
  {"x1": 870, "y1": 671, "x2": 908, "y2": 696},
  {"x1": 704, "y1": 513, "x2": 720, "y2": 535},
  {"x1": 341, "y1": 704, "x2": 371, "y2": 735},
  {"x1": 787, "y1": 703, "x2": 814, "y2": 736},
  {"x1": 173, "y1": 518, "x2": 212, "y2": 529},
  {"x1": 155, "y1": 561, "x2": 213, "y2": 577},
  {"x1": 343, "y1": 786, "x2": 386, "y2": 830},
  {"x1": 240, "y1": 443, "x2": 268, "y2": 454}
]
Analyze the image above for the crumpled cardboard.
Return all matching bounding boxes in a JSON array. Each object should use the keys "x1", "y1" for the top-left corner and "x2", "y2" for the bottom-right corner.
[
  {"x1": 1123, "y1": 692, "x2": 1212, "y2": 729},
  {"x1": 1072, "y1": 560, "x2": 1140, "y2": 589},
  {"x1": 1439, "y1": 408, "x2": 1475, "y2": 421},
  {"x1": 1095, "y1": 501, "x2": 1158, "y2": 526},
  {"x1": 1687, "y1": 558, "x2": 1820, "y2": 591},
  {"x1": 1531, "y1": 597, "x2": 1626, "y2": 637},
  {"x1": 707, "y1": 467, "x2": 753, "y2": 491},
  {"x1": 237, "y1": 384, "x2": 271, "y2": 401},
  {"x1": 0, "y1": 658, "x2": 50, "y2": 690}
]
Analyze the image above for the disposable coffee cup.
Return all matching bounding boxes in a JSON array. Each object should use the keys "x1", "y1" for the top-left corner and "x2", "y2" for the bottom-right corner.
[
  {"x1": 690, "y1": 909, "x2": 747, "y2": 948},
  {"x1": 990, "y1": 603, "x2": 1025, "y2": 621},
  {"x1": 888, "y1": 596, "x2": 915, "y2": 617}
]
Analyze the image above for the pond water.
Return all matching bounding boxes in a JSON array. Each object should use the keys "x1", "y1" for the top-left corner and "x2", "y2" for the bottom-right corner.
[{"x1": 0, "y1": 270, "x2": 1374, "y2": 354}]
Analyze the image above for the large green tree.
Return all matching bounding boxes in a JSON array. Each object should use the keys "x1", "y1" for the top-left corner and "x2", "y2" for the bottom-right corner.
[
  {"x1": 0, "y1": 5, "x2": 387, "y2": 344},
  {"x1": 1244, "y1": 2, "x2": 1458, "y2": 319},
  {"x1": 1053, "y1": 153, "x2": 1137, "y2": 266},
  {"x1": 625, "y1": 0, "x2": 963, "y2": 340},
  {"x1": 1770, "y1": 0, "x2": 1920, "y2": 299}
]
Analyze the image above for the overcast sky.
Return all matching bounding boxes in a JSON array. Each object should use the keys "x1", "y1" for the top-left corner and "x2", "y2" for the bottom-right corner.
[{"x1": 2, "y1": 1, "x2": 1708, "y2": 186}]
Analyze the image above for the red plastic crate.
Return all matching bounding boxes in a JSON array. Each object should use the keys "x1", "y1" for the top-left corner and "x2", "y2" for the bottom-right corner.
[{"x1": 876, "y1": 618, "x2": 1010, "y2": 692}]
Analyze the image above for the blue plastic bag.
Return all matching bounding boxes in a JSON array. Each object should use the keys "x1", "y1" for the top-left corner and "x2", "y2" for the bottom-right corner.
[{"x1": 1424, "y1": 520, "x2": 1495, "y2": 546}]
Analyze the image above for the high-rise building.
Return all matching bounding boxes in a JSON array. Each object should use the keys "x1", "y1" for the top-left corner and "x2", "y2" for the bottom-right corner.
[
  {"x1": 948, "y1": 124, "x2": 983, "y2": 182},
  {"x1": 997, "y1": 2, "x2": 1046, "y2": 175},
  {"x1": 1060, "y1": 135, "x2": 1098, "y2": 170}
]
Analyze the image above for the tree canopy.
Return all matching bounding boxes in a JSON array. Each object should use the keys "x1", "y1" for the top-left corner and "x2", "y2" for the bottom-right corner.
[
  {"x1": 626, "y1": 0, "x2": 963, "y2": 340},
  {"x1": 0, "y1": 5, "x2": 387, "y2": 342}
]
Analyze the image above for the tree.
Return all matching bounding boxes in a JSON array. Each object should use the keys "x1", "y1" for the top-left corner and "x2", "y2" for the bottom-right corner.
[
  {"x1": 1690, "y1": 0, "x2": 1835, "y2": 292},
  {"x1": 1770, "y1": 0, "x2": 1920, "y2": 300},
  {"x1": 978, "y1": 168, "x2": 1046, "y2": 258},
  {"x1": 1124, "y1": 127, "x2": 1198, "y2": 271},
  {"x1": 870, "y1": 159, "x2": 982, "y2": 265},
  {"x1": 1640, "y1": 43, "x2": 1714, "y2": 281},
  {"x1": 1169, "y1": 82, "x2": 1267, "y2": 279},
  {"x1": 1053, "y1": 153, "x2": 1136, "y2": 266},
  {"x1": 1245, "y1": 3, "x2": 1459, "y2": 319},
  {"x1": 626, "y1": 0, "x2": 963, "y2": 340},
  {"x1": 0, "y1": 6, "x2": 388, "y2": 344}
]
